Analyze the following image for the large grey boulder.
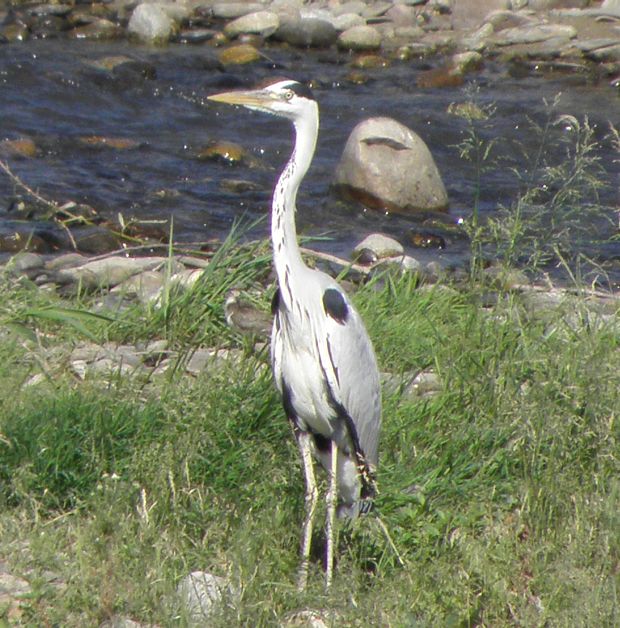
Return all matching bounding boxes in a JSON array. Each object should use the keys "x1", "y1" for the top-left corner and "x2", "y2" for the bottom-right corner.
[{"x1": 333, "y1": 117, "x2": 449, "y2": 214}]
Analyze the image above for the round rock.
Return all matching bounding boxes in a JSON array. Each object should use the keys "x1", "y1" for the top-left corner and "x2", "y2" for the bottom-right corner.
[
  {"x1": 333, "y1": 117, "x2": 449, "y2": 214},
  {"x1": 177, "y1": 570, "x2": 229, "y2": 622},
  {"x1": 224, "y1": 11, "x2": 280, "y2": 38},
  {"x1": 128, "y1": 3, "x2": 176, "y2": 44},
  {"x1": 353, "y1": 233, "x2": 404, "y2": 259},
  {"x1": 331, "y1": 13, "x2": 366, "y2": 31},
  {"x1": 275, "y1": 17, "x2": 337, "y2": 47},
  {"x1": 217, "y1": 44, "x2": 261, "y2": 65},
  {"x1": 337, "y1": 25, "x2": 382, "y2": 51}
]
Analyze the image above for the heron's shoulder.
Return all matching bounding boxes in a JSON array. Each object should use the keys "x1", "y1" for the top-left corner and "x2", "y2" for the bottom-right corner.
[{"x1": 322, "y1": 287, "x2": 348, "y2": 324}]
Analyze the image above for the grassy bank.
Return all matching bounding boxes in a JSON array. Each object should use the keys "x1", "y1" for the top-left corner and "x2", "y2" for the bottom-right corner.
[{"x1": 0, "y1": 240, "x2": 618, "y2": 626}]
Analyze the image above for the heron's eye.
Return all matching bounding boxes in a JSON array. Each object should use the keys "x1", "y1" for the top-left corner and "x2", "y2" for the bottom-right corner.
[{"x1": 284, "y1": 90, "x2": 294, "y2": 101}]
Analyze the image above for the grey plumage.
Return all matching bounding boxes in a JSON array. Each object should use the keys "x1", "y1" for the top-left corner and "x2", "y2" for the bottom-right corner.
[{"x1": 208, "y1": 79, "x2": 381, "y2": 590}]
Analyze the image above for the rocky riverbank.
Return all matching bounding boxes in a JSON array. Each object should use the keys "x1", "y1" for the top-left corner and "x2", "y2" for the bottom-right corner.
[{"x1": 3, "y1": 230, "x2": 619, "y2": 390}]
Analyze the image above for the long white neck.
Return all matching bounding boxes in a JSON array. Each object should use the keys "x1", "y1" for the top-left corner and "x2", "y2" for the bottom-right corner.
[{"x1": 271, "y1": 103, "x2": 319, "y2": 298}]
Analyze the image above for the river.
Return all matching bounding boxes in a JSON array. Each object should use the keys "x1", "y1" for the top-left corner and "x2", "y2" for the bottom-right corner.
[{"x1": 1, "y1": 39, "x2": 618, "y2": 284}]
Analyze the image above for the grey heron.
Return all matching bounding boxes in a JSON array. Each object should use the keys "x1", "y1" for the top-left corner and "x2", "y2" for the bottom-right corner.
[{"x1": 208, "y1": 79, "x2": 381, "y2": 591}]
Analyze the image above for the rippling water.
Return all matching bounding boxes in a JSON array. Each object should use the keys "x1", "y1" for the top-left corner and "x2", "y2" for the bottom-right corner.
[{"x1": 1, "y1": 40, "x2": 618, "y2": 283}]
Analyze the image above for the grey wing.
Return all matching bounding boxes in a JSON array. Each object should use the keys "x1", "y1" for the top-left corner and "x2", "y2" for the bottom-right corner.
[{"x1": 317, "y1": 286, "x2": 382, "y2": 468}]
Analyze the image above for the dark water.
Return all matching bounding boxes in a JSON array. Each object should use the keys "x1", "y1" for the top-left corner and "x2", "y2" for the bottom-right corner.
[{"x1": 1, "y1": 40, "x2": 618, "y2": 283}]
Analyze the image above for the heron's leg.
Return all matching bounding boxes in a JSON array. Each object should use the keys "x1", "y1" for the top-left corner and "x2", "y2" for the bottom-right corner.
[
  {"x1": 325, "y1": 440, "x2": 338, "y2": 590},
  {"x1": 297, "y1": 431, "x2": 318, "y2": 592}
]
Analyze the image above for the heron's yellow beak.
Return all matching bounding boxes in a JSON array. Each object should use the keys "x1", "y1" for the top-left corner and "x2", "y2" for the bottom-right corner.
[{"x1": 207, "y1": 89, "x2": 271, "y2": 108}]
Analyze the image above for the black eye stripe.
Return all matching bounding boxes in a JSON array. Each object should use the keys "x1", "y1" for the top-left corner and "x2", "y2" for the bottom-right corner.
[{"x1": 287, "y1": 82, "x2": 315, "y2": 101}]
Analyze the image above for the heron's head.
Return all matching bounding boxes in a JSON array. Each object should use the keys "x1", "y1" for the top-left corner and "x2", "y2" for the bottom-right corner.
[{"x1": 208, "y1": 79, "x2": 317, "y2": 123}]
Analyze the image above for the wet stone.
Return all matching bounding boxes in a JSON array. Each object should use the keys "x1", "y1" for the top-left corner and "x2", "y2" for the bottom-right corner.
[
  {"x1": 417, "y1": 62, "x2": 465, "y2": 88},
  {"x1": 346, "y1": 70, "x2": 371, "y2": 85},
  {"x1": 393, "y1": 42, "x2": 437, "y2": 60},
  {"x1": 1, "y1": 22, "x2": 29, "y2": 42},
  {"x1": 111, "y1": 59, "x2": 158, "y2": 82},
  {"x1": 217, "y1": 43, "x2": 261, "y2": 65},
  {"x1": 28, "y1": 3, "x2": 72, "y2": 17},
  {"x1": 177, "y1": 28, "x2": 217, "y2": 44},
  {"x1": 451, "y1": 51, "x2": 483, "y2": 73},
  {"x1": 78, "y1": 136, "x2": 141, "y2": 150},
  {"x1": 197, "y1": 140, "x2": 250, "y2": 165},
  {"x1": 67, "y1": 19, "x2": 122, "y2": 41},
  {"x1": 72, "y1": 226, "x2": 122, "y2": 256},
  {"x1": 351, "y1": 54, "x2": 391, "y2": 69},
  {"x1": 447, "y1": 101, "x2": 489, "y2": 120},
  {"x1": 0, "y1": 231, "x2": 54, "y2": 254},
  {"x1": 353, "y1": 233, "x2": 404, "y2": 259},
  {"x1": 67, "y1": 5, "x2": 112, "y2": 27},
  {"x1": 236, "y1": 33, "x2": 264, "y2": 47},
  {"x1": 30, "y1": 14, "x2": 68, "y2": 38},
  {"x1": 409, "y1": 230, "x2": 446, "y2": 249},
  {"x1": 219, "y1": 178, "x2": 263, "y2": 193},
  {"x1": 353, "y1": 247, "x2": 378, "y2": 265},
  {"x1": 0, "y1": 138, "x2": 37, "y2": 158},
  {"x1": 86, "y1": 55, "x2": 134, "y2": 72}
]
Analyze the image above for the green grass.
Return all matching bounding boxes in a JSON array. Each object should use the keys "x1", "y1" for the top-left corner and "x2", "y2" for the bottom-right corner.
[{"x1": 0, "y1": 244, "x2": 618, "y2": 626}]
